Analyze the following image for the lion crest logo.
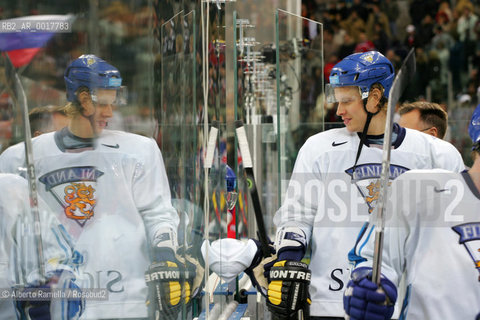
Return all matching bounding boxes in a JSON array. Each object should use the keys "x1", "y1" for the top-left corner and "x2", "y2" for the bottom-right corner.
[
  {"x1": 64, "y1": 182, "x2": 96, "y2": 221},
  {"x1": 345, "y1": 163, "x2": 408, "y2": 213},
  {"x1": 39, "y1": 167, "x2": 104, "y2": 227}
]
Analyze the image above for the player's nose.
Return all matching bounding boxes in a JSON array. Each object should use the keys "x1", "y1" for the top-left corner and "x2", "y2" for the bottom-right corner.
[
  {"x1": 101, "y1": 104, "x2": 114, "y2": 118},
  {"x1": 336, "y1": 103, "x2": 345, "y2": 116}
]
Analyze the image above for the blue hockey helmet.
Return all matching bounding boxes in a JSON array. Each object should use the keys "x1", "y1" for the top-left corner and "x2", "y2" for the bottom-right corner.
[
  {"x1": 64, "y1": 54, "x2": 125, "y2": 103},
  {"x1": 469, "y1": 104, "x2": 480, "y2": 147},
  {"x1": 326, "y1": 51, "x2": 394, "y2": 103}
]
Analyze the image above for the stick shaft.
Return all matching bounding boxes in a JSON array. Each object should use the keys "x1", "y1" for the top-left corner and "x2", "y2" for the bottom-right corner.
[
  {"x1": 235, "y1": 120, "x2": 270, "y2": 257},
  {"x1": 372, "y1": 49, "x2": 416, "y2": 284},
  {"x1": 2, "y1": 53, "x2": 46, "y2": 281}
]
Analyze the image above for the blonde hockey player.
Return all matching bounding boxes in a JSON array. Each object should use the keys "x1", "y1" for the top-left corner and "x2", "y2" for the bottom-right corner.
[
  {"x1": 247, "y1": 51, "x2": 465, "y2": 320},
  {"x1": 0, "y1": 55, "x2": 198, "y2": 319}
]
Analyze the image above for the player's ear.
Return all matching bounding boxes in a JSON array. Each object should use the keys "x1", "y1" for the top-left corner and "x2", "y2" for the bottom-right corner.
[
  {"x1": 78, "y1": 91, "x2": 95, "y2": 116},
  {"x1": 425, "y1": 126, "x2": 438, "y2": 137},
  {"x1": 366, "y1": 87, "x2": 382, "y2": 113}
]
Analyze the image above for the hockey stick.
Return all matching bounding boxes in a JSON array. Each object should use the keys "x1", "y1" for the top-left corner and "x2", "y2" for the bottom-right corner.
[
  {"x1": 1, "y1": 52, "x2": 46, "y2": 283},
  {"x1": 202, "y1": 120, "x2": 219, "y2": 241},
  {"x1": 235, "y1": 120, "x2": 271, "y2": 258},
  {"x1": 371, "y1": 48, "x2": 416, "y2": 284}
]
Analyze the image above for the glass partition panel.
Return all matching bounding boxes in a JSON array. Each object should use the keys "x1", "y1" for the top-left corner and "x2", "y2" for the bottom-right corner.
[
  {"x1": 0, "y1": 3, "x2": 196, "y2": 319},
  {"x1": 234, "y1": 9, "x2": 279, "y2": 247},
  {"x1": 275, "y1": 9, "x2": 324, "y2": 199},
  {"x1": 160, "y1": 9, "x2": 203, "y2": 319}
]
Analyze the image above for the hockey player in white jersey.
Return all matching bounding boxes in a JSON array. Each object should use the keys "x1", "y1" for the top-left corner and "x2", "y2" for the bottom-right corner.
[
  {"x1": 0, "y1": 55, "x2": 196, "y2": 319},
  {"x1": 0, "y1": 173, "x2": 83, "y2": 319},
  {"x1": 251, "y1": 51, "x2": 465, "y2": 320},
  {"x1": 343, "y1": 103, "x2": 480, "y2": 320}
]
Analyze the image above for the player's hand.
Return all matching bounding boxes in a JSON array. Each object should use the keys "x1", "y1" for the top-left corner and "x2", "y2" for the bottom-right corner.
[
  {"x1": 343, "y1": 267, "x2": 397, "y2": 320},
  {"x1": 15, "y1": 271, "x2": 84, "y2": 320},
  {"x1": 175, "y1": 247, "x2": 205, "y2": 301},
  {"x1": 244, "y1": 238, "x2": 276, "y2": 297},
  {"x1": 145, "y1": 260, "x2": 183, "y2": 320},
  {"x1": 145, "y1": 246, "x2": 204, "y2": 319},
  {"x1": 266, "y1": 260, "x2": 311, "y2": 320}
]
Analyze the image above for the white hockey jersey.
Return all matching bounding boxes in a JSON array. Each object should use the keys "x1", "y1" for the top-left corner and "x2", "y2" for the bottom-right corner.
[
  {"x1": 0, "y1": 173, "x2": 77, "y2": 319},
  {"x1": 354, "y1": 169, "x2": 480, "y2": 319},
  {"x1": 273, "y1": 126, "x2": 465, "y2": 317},
  {"x1": 0, "y1": 130, "x2": 179, "y2": 319}
]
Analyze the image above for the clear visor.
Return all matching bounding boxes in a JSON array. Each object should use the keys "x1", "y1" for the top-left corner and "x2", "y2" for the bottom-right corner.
[
  {"x1": 91, "y1": 86, "x2": 128, "y2": 106},
  {"x1": 325, "y1": 84, "x2": 368, "y2": 103}
]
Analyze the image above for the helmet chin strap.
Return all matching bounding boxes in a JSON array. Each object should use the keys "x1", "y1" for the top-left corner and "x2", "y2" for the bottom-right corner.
[{"x1": 352, "y1": 98, "x2": 381, "y2": 181}]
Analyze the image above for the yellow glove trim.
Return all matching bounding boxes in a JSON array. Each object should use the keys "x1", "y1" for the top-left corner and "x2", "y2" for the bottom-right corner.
[
  {"x1": 184, "y1": 281, "x2": 191, "y2": 304},
  {"x1": 273, "y1": 260, "x2": 287, "y2": 267},
  {"x1": 169, "y1": 281, "x2": 181, "y2": 305},
  {"x1": 267, "y1": 280, "x2": 283, "y2": 305},
  {"x1": 166, "y1": 261, "x2": 178, "y2": 267}
]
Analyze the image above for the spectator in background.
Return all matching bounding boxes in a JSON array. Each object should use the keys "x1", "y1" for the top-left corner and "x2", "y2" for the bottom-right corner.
[
  {"x1": 430, "y1": 25, "x2": 455, "y2": 51},
  {"x1": 398, "y1": 101, "x2": 448, "y2": 139},
  {"x1": 457, "y1": 1, "x2": 478, "y2": 68},
  {"x1": 449, "y1": 31, "x2": 466, "y2": 94},
  {"x1": 380, "y1": 0, "x2": 399, "y2": 39},
  {"x1": 418, "y1": 14, "x2": 436, "y2": 45},
  {"x1": 331, "y1": 22, "x2": 347, "y2": 51},
  {"x1": 349, "y1": 0, "x2": 370, "y2": 23},
  {"x1": 427, "y1": 50, "x2": 444, "y2": 101},
  {"x1": 372, "y1": 22, "x2": 391, "y2": 54},
  {"x1": 323, "y1": 28, "x2": 340, "y2": 63},
  {"x1": 435, "y1": 2, "x2": 453, "y2": 34},
  {"x1": 404, "y1": 47, "x2": 431, "y2": 101},
  {"x1": 341, "y1": 10, "x2": 366, "y2": 43},
  {"x1": 354, "y1": 32, "x2": 376, "y2": 53},
  {"x1": 404, "y1": 24, "x2": 422, "y2": 49},
  {"x1": 29, "y1": 105, "x2": 69, "y2": 137},
  {"x1": 385, "y1": 49, "x2": 402, "y2": 71},
  {"x1": 338, "y1": 32, "x2": 356, "y2": 59},
  {"x1": 437, "y1": 1, "x2": 453, "y2": 24},
  {"x1": 409, "y1": 0, "x2": 438, "y2": 29},
  {"x1": 366, "y1": 2, "x2": 391, "y2": 41}
]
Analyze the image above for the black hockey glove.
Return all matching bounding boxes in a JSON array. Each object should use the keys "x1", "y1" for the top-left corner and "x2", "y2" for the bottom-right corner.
[
  {"x1": 145, "y1": 246, "x2": 204, "y2": 320},
  {"x1": 266, "y1": 260, "x2": 311, "y2": 320},
  {"x1": 145, "y1": 259, "x2": 183, "y2": 320},
  {"x1": 261, "y1": 226, "x2": 307, "y2": 292}
]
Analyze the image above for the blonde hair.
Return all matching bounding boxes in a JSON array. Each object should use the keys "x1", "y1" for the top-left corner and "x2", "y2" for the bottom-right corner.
[
  {"x1": 64, "y1": 87, "x2": 91, "y2": 117},
  {"x1": 64, "y1": 101, "x2": 81, "y2": 117}
]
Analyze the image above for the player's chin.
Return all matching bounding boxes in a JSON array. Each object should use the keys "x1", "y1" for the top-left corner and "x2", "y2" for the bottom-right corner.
[
  {"x1": 95, "y1": 126, "x2": 105, "y2": 134},
  {"x1": 344, "y1": 124, "x2": 357, "y2": 133}
]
